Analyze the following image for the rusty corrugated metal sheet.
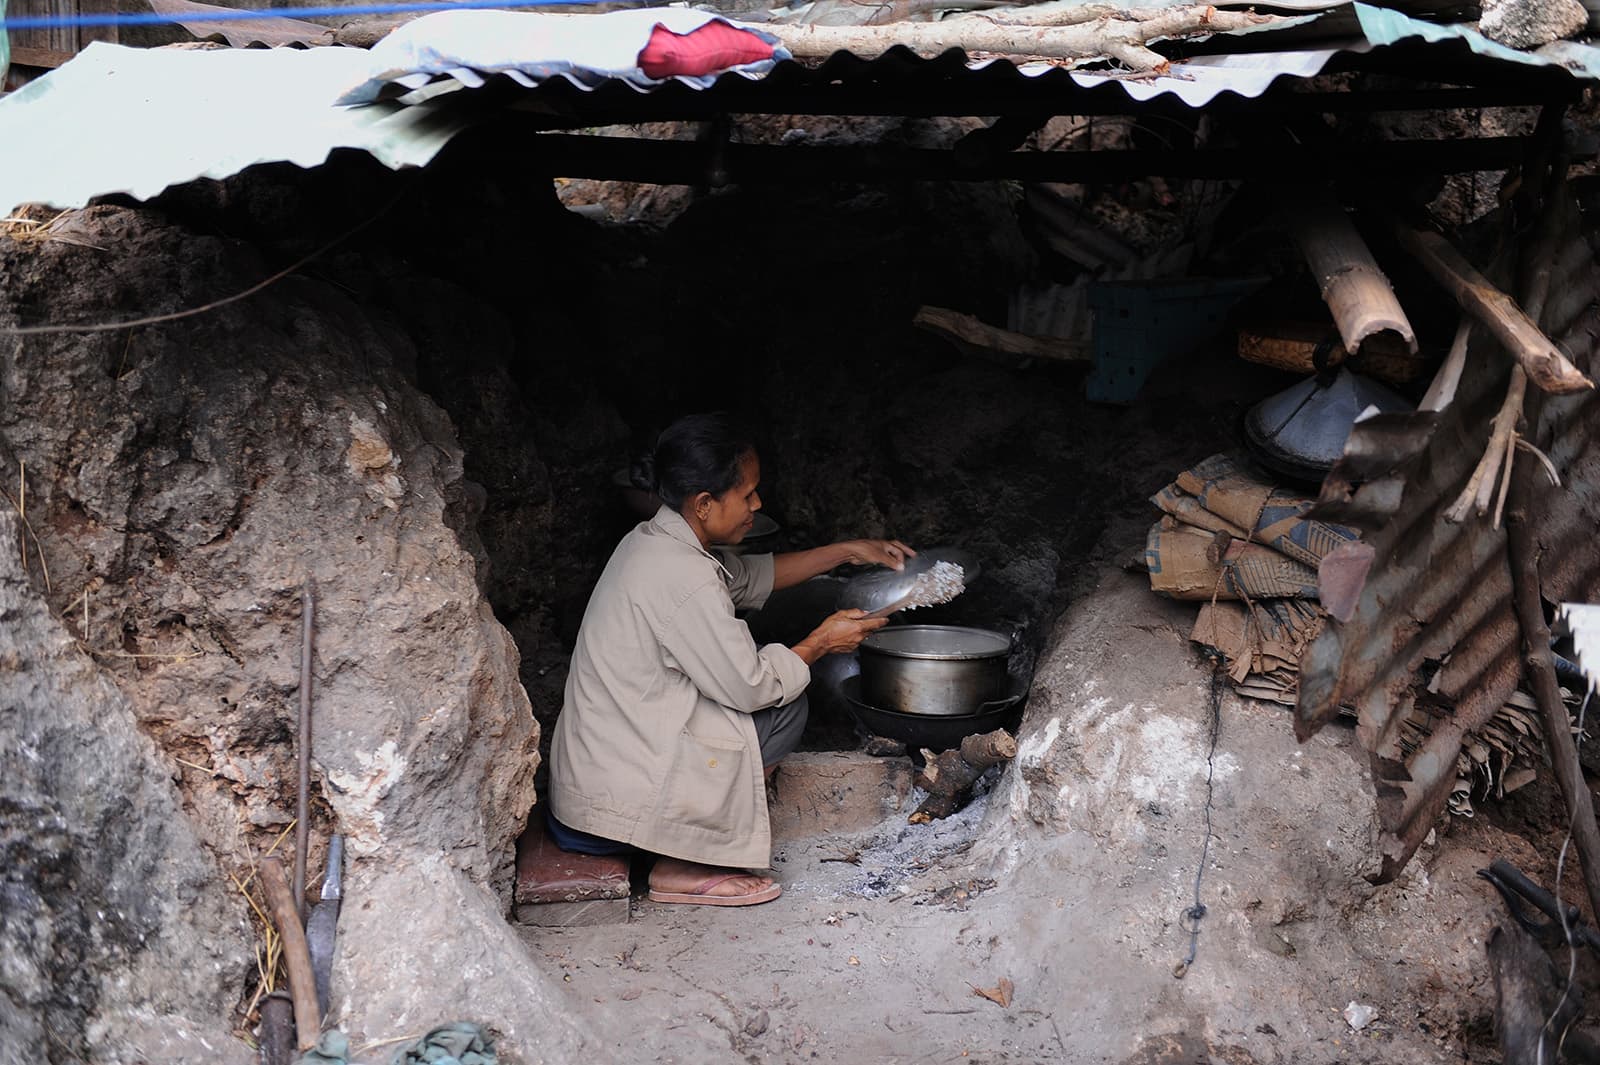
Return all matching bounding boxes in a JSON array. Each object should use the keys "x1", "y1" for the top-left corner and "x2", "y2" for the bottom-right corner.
[
  {"x1": 148, "y1": 0, "x2": 334, "y2": 49},
  {"x1": 1298, "y1": 179, "x2": 1600, "y2": 883}
]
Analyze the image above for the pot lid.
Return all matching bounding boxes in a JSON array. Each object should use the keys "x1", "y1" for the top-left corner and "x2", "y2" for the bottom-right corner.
[
  {"x1": 1243, "y1": 368, "x2": 1412, "y2": 483},
  {"x1": 862, "y1": 625, "x2": 1009, "y2": 659}
]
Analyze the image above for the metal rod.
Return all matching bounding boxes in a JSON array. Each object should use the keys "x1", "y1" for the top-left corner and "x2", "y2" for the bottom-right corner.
[
  {"x1": 293, "y1": 580, "x2": 314, "y2": 926},
  {"x1": 513, "y1": 132, "x2": 1558, "y2": 186},
  {"x1": 515, "y1": 82, "x2": 1569, "y2": 125},
  {"x1": 258, "y1": 992, "x2": 296, "y2": 1065}
]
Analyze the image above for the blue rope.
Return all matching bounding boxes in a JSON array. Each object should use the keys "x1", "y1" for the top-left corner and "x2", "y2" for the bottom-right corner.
[{"x1": 0, "y1": 0, "x2": 605, "y2": 31}]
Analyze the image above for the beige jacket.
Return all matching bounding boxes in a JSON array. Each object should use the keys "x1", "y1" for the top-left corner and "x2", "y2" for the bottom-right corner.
[{"x1": 548, "y1": 505, "x2": 810, "y2": 869}]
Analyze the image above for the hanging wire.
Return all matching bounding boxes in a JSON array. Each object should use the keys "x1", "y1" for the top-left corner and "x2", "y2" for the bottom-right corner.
[
  {"x1": 1174, "y1": 649, "x2": 1224, "y2": 979},
  {"x1": 1539, "y1": 685, "x2": 1594, "y2": 1065}
]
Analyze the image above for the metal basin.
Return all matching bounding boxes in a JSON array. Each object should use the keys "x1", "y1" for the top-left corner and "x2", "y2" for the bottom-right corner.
[
  {"x1": 840, "y1": 675, "x2": 1021, "y2": 753},
  {"x1": 857, "y1": 625, "x2": 1010, "y2": 716}
]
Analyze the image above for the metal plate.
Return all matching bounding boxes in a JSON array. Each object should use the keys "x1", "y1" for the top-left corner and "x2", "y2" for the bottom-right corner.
[{"x1": 838, "y1": 546, "x2": 979, "y2": 613}]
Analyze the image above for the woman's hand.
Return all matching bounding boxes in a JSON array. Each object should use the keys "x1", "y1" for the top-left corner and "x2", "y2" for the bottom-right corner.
[
  {"x1": 792, "y1": 609, "x2": 890, "y2": 665},
  {"x1": 842, "y1": 539, "x2": 917, "y2": 571},
  {"x1": 771, "y1": 539, "x2": 917, "y2": 592}
]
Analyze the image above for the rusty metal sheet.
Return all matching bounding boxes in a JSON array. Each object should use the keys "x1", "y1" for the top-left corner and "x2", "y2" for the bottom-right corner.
[
  {"x1": 146, "y1": 0, "x2": 334, "y2": 48},
  {"x1": 1299, "y1": 185, "x2": 1600, "y2": 883}
]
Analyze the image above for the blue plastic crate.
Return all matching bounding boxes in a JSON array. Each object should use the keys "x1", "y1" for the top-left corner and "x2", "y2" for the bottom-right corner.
[{"x1": 1086, "y1": 277, "x2": 1267, "y2": 404}]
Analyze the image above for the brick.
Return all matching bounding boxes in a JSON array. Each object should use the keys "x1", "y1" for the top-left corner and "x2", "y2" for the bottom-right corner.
[
  {"x1": 768, "y1": 752, "x2": 914, "y2": 840},
  {"x1": 515, "y1": 897, "x2": 631, "y2": 927},
  {"x1": 513, "y1": 813, "x2": 631, "y2": 926}
]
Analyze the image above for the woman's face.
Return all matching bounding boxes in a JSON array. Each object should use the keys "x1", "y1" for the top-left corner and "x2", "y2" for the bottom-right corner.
[{"x1": 697, "y1": 451, "x2": 763, "y2": 545}]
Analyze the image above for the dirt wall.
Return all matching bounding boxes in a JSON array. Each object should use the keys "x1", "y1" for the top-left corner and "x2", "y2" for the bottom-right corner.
[{"x1": 0, "y1": 205, "x2": 587, "y2": 1058}]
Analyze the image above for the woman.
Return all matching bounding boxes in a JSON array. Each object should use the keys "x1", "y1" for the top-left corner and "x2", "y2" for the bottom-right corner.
[{"x1": 547, "y1": 413, "x2": 912, "y2": 906}]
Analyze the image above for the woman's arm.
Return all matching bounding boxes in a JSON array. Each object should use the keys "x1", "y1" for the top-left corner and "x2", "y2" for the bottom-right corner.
[
  {"x1": 771, "y1": 540, "x2": 916, "y2": 591},
  {"x1": 791, "y1": 609, "x2": 890, "y2": 665}
]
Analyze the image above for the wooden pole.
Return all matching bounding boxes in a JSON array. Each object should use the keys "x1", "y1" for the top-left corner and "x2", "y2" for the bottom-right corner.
[
  {"x1": 1392, "y1": 221, "x2": 1592, "y2": 395},
  {"x1": 1500, "y1": 171, "x2": 1600, "y2": 920},
  {"x1": 259, "y1": 858, "x2": 321, "y2": 1051},
  {"x1": 913, "y1": 306, "x2": 1090, "y2": 364},
  {"x1": 774, "y1": 7, "x2": 1282, "y2": 69},
  {"x1": 1505, "y1": 487, "x2": 1600, "y2": 924},
  {"x1": 1445, "y1": 124, "x2": 1571, "y2": 524}
]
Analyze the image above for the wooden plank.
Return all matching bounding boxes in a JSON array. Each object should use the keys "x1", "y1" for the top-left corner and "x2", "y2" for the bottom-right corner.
[
  {"x1": 8, "y1": 45, "x2": 77, "y2": 68},
  {"x1": 10, "y1": 0, "x2": 78, "y2": 56},
  {"x1": 76, "y1": 0, "x2": 117, "y2": 47}
]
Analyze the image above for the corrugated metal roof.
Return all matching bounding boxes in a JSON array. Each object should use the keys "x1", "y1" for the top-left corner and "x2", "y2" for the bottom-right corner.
[
  {"x1": 1, "y1": 3, "x2": 1598, "y2": 215},
  {"x1": 1297, "y1": 180, "x2": 1600, "y2": 884},
  {"x1": 148, "y1": 0, "x2": 335, "y2": 49},
  {"x1": 1354, "y1": 3, "x2": 1600, "y2": 79},
  {"x1": 345, "y1": 3, "x2": 1600, "y2": 106},
  {"x1": 337, "y1": 9, "x2": 788, "y2": 104},
  {"x1": 0, "y1": 43, "x2": 463, "y2": 210},
  {"x1": 337, "y1": 6, "x2": 1339, "y2": 107},
  {"x1": 1556, "y1": 603, "x2": 1600, "y2": 696}
]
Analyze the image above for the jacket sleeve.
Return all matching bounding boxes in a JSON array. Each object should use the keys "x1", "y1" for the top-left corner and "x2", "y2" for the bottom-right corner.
[
  {"x1": 713, "y1": 549, "x2": 776, "y2": 612},
  {"x1": 660, "y1": 580, "x2": 809, "y2": 713}
]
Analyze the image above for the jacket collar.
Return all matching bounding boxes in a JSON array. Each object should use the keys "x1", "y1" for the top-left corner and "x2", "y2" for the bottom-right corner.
[{"x1": 649, "y1": 505, "x2": 733, "y2": 582}]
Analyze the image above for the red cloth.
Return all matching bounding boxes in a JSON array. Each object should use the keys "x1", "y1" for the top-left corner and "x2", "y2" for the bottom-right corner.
[{"x1": 637, "y1": 20, "x2": 774, "y2": 79}]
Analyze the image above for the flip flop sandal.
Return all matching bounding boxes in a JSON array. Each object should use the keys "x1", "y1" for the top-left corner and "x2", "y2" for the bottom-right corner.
[{"x1": 648, "y1": 873, "x2": 783, "y2": 907}]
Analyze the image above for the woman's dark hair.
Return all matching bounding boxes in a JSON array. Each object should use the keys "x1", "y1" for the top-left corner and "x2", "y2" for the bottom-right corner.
[{"x1": 630, "y1": 412, "x2": 756, "y2": 509}]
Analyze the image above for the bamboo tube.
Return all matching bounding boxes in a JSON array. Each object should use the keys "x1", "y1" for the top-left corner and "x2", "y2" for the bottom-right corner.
[{"x1": 1285, "y1": 193, "x2": 1416, "y2": 356}]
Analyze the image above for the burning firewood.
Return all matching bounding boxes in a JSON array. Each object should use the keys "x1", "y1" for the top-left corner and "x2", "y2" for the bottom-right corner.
[{"x1": 909, "y1": 729, "x2": 1017, "y2": 823}]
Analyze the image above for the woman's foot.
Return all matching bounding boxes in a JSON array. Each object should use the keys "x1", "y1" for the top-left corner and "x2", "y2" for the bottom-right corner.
[{"x1": 647, "y1": 857, "x2": 782, "y2": 907}]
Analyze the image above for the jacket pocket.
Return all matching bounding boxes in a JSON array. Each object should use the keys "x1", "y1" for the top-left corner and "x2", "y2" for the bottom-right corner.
[{"x1": 661, "y1": 731, "x2": 750, "y2": 836}]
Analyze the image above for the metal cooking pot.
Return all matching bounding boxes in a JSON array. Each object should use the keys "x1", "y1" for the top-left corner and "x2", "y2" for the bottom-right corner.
[{"x1": 857, "y1": 625, "x2": 1010, "y2": 717}]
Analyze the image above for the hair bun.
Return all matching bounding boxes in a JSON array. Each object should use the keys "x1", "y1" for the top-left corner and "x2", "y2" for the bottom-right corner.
[{"x1": 628, "y1": 451, "x2": 657, "y2": 493}]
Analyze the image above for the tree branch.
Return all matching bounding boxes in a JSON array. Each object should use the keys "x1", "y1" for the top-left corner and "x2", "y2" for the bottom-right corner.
[{"x1": 775, "y1": 7, "x2": 1282, "y2": 69}]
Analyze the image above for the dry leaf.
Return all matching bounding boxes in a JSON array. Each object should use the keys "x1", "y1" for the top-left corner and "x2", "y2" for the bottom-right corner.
[
  {"x1": 620, "y1": 988, "x2": 641, "y2": 1001},
  {"x1": 971, "y1": 977, "x2": 1014, "y2": 1008}
]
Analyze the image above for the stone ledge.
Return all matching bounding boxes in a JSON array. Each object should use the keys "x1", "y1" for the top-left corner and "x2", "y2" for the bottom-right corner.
[{"x1": 769, "y1": 751, "x2": 914, "y2": 840}]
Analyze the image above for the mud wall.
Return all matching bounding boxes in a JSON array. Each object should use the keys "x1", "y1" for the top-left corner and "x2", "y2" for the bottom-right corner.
[{"x1": 0, "y1": 203, "x2": 590, "y2": 1061}]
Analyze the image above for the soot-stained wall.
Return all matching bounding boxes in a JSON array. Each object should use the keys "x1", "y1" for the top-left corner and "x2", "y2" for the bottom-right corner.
[{"x1": 148, "y1": 134, "x2": 1254, "y2": 758}]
